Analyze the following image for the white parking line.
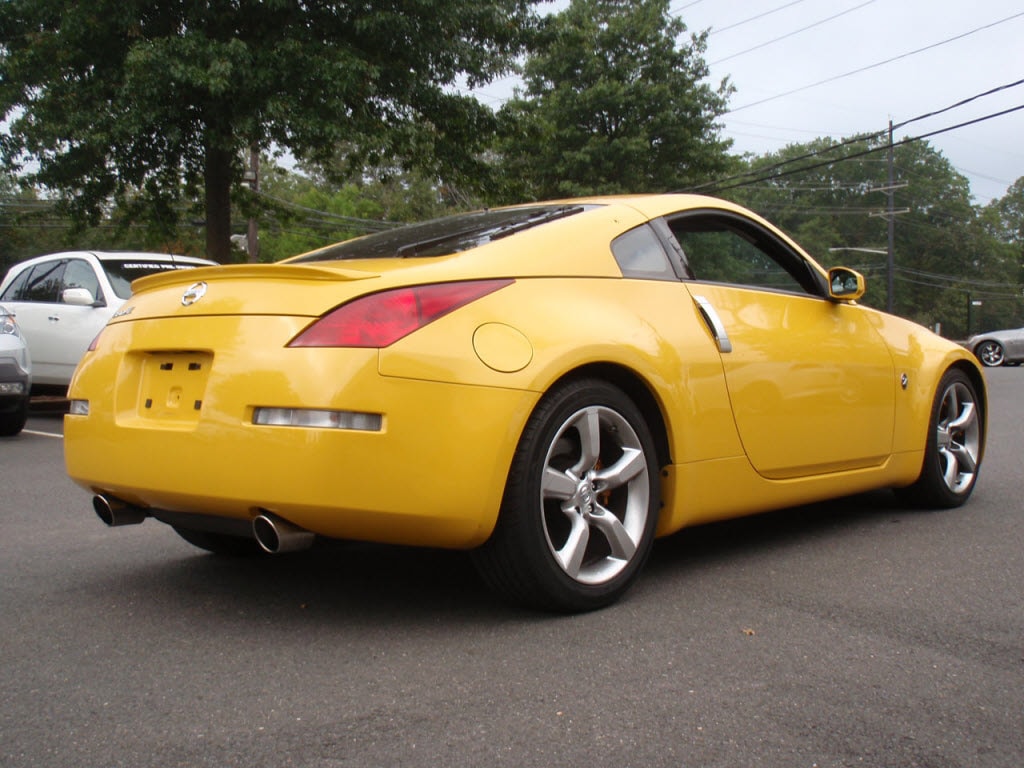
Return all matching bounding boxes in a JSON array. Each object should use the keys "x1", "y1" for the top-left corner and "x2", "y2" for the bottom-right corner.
[{"x1": 22, "y1": 429, "x2": 63, "y2": 439}]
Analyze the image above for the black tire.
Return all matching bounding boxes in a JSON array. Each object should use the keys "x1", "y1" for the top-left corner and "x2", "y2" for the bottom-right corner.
[
  {"x1": 975, "y1": 340, "x2": 1004, "y2": 367},
  {"x1": 0, "y1": 398, "x2": 29, "y2": 437},
  {"x1": 172, "y1": 526, "x2": 265, "y2": 556},
  {"x1": 897, "y1": 368, "x2": 983, "y2": 509},
  {"x1": 473, "y1": 378, "x2": 660, "y2": 612}
]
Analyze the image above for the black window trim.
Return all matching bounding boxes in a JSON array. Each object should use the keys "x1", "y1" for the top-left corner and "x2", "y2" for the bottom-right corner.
[{"x1": 661, "y1": 208, "x2": 829, "y2": 298}]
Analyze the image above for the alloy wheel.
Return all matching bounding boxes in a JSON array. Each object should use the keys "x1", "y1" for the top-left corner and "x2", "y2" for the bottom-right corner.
[
  {"x1": 935, "y1": 380, "x2": 981, "y2": 495},
  {"x1": 540, "y1": 404, "x2": 651, "y2": 585}
]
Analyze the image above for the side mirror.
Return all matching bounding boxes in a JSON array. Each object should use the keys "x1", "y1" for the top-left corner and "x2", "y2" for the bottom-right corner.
[
  {"x1": 828, "y1": 267, "x2": 865, "y2": 302},
  {"x1": 62, "y1": 287, "x2": 105, "y2": 307}
]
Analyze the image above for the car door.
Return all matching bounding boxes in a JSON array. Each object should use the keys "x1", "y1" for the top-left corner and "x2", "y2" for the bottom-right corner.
[
  {"x1": 0, "y1": 259, "x2": 65, "y2": 382},
  {"x1": 664, "y1": 209, "x2": 896, "y2": 480},
  {"x1": 1, "y1": 257, "x2": 109, "y2": 385}
]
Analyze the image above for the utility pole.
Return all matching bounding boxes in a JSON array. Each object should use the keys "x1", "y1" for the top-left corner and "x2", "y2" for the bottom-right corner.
[
  {"x1": 246, "y1": 147, "x2": 259, "y2": 263},
  {"x1": 859, "y1": 123, "x2": 908, "y2": 313},
  {"x1": 867, "y1": 123, "x2": 908, "y2": 313},
  {"x1": 886, "y1": 119, "x2": 895, "y2": 314}
]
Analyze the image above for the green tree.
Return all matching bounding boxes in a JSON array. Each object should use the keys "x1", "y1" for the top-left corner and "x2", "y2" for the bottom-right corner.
[
  {"x1": 0, "y1": 0, "x2": 537, "y2": 262},
  {"x1": 984, "y1": 175, "x2": 1024, "y2": 229},
  {"x1": 490, "y1": 0, "x2": 733, "y2": 202},
  {"x1": 253, "y1": 160, "x2": 452, "y2": 262},
  {"x1": 978, "y1": 177, "x2": 1024, "y2": 329},
  {"x1": 984, "y1": 176, "x2": 1024, "y2": 274}
]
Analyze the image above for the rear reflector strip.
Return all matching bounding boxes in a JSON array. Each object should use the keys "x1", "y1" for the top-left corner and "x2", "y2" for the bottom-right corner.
[{"x1": 252, "y1": 407, "x2": 382, "y2": 432}]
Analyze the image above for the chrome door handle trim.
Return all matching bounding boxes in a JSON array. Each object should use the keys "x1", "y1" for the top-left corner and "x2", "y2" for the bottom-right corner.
[{"x1": 693, "y1": 295, "x2": 732, "y2": 353}]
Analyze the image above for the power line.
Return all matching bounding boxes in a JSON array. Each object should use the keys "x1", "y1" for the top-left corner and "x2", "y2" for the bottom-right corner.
[
  {"x1": 726, "y1": 11, "x2": 1024, "y2": 113},
  {"x1": 892, "y1": 78, "x2": 1024, "y2": 132},
  {"x1": 255, "y1": 191, "x2": 399, "y2": 232},
  {"x1": 689, "y1": 78, "x2": 1024, "y2": 193},
  {"x1": 686, "y1": 128, "x2": 885, "y2": 192},
  {"x1": 892, "y1": 273, "x2": 1024, "y2": 298},
  {"x1": 696, "y1": 102, "x2": 1024, "y2": 193},
  {"x1": 669, "y1": 0, "x2": 707, "y2": 15},
  {"x1": 896, "y1": 265, "x2": 1014, "y2": 289},
  {"x1": 711, "y1": 1, "x2": 875, "y2": 66},
  {"x1": 706, "y1": 0, "x2": 811, "y2": 36}
]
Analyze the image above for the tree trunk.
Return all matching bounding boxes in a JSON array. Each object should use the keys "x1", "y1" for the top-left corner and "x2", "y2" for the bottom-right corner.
[{"x1": 204, "y1": 141, "x2": 234, "y2": 264}]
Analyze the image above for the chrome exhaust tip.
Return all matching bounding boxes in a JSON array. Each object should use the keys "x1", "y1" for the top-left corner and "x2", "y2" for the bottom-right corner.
[
  {"x1": 252, "y1": 512, "x2": 315, "y2": 554},
  {"x1": 93, "y1": 494, "x2": 148, "y2": 527}
]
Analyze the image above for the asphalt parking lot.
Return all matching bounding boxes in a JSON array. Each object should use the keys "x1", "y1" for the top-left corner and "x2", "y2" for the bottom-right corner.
[{"x1": 1, "y1": 369, "x2": 1022, "y2": 767}]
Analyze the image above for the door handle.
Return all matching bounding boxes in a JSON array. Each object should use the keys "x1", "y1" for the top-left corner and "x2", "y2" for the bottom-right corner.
[{"x1": 692, "y1": 295, "x2": 732, "y2": 353}]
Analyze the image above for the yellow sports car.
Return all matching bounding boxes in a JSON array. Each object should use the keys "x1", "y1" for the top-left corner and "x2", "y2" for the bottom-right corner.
[{"x1": 64, "y1": 195, "x2": 986, "y2": 612}]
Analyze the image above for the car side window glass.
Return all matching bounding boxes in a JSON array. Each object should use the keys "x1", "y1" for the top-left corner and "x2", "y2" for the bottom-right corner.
[
  {"x1": 62, "y1": 259, "x2": 102, "y2": 303},
  {"x1": 610, "y1": 224, "x2": 676, "y2": 281},
  {"x1": 667, "y1": 212, "x2": 820, "y2": 296},
  {"x1": 0, "y1": 267, "x2": 32, "y2": 301},
  {"x1": 21, "y1": 261, "x2": 66, "y2": 303}
]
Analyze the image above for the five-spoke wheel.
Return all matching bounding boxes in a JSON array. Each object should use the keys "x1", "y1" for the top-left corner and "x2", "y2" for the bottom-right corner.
[
  {"x1": 540, "y1": 404, "x2": 651, "y2": 586},
  {"x1": 975, "y1": 340, "x2": 1004, "y2": 367},
  {"x1": 934, "y1": 377, "x2": 982, "y2": 496},
  {"x1": 899, "y1": 369, "x2": 983, "y2": 508},
  {"x1": 473, "y1": 379, "x2": 660, "y2": 612}
]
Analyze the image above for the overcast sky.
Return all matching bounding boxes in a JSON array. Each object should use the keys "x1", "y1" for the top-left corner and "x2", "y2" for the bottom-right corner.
[{"x1": 473, "y1": 0, "x2": 1024, "y2": 204}]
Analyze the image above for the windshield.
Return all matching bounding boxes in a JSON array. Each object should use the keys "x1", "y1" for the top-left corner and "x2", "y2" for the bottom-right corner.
[
  {"x1": 101, "y1": 259, "x2": 205, "y2": 299},
  {"x1": 291, "y1": 205, "x2": 593, "y2": 262}
]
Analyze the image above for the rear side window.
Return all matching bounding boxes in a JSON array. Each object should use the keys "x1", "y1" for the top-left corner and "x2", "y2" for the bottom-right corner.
[{"x1": 611, "y1": 225, "x2": 676, "y2": 280}]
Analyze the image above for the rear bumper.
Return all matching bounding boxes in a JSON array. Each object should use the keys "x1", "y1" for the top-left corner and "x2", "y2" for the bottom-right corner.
[{"x1": 64, "y1": 316, "x2": 538, "y2": 548}]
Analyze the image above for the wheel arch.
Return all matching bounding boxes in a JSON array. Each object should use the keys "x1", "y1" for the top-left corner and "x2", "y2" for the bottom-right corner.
[
  {"x1": 901, "y1": 356, "x2": 988, "y2": 478},
  {"x1": 475, "y1": 364, "x2": 669, "y2": 611},
  {"x1": 542, "y1": 362, "x2": 673, "y2": 472},
  {"x1": 895, "y1": 360, "x2": 987, "y2": 507}
]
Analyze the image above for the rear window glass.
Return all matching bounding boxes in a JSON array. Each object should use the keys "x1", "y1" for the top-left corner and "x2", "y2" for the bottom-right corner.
[
  {"x1": 101, "y1": 259, "x2": 205, "y2": 299},
  {"x1": 290, "y1": 205, "x2": 594, "y2": 262}
]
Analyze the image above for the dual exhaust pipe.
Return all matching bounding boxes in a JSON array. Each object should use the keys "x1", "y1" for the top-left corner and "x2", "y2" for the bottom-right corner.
[{"x1": 92, "y1": 494, "x2": 314, "y2": 553}]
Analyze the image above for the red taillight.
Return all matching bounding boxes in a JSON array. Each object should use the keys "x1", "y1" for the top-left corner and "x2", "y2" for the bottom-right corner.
[{"x1": 288, "y1": 279, "x2": 514, "y2": 348}]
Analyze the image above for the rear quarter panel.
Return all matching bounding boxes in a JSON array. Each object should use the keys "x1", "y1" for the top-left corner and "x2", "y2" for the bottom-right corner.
[{"x1": 378, "y1": 276, "x2": 744, "y2": 466}]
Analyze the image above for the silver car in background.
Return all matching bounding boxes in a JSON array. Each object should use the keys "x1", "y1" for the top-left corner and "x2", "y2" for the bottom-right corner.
[
  {"x1": 0, "y1": 304, "x2": 31, "y2": 436},
  {"x1": 964, "y1": 327, "x2": 1024, "y2": 367},
  {"x1": 0, "y1": 251, "x2": 215, "y2": 388}
]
